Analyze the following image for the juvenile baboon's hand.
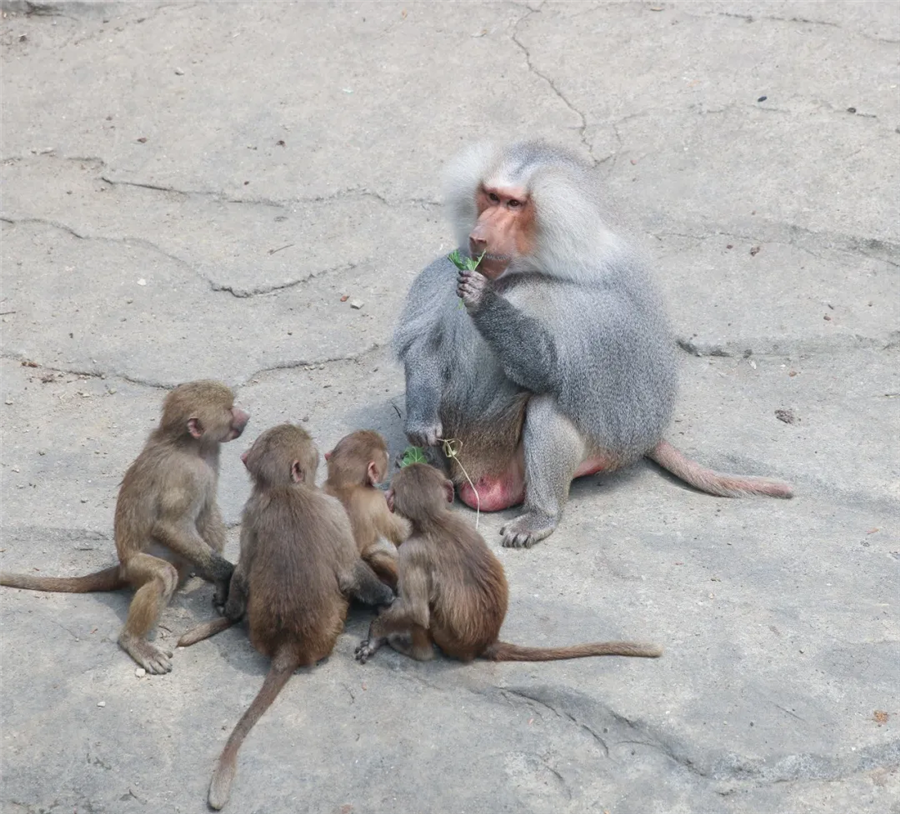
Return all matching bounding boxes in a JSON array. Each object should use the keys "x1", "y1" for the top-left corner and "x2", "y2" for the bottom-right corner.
[
  {"x1": 457, "y1": 269, "x2": 490, "y2": 310},
  {"x1": 354, "y1": 639, "x2": 378, "y2": 664},
  {"x1": 406, "y1": 420, "x2": 443, "y2": 448},
  {"x1": 213, "y1": 578, "x2": 230, "y2": 611}
]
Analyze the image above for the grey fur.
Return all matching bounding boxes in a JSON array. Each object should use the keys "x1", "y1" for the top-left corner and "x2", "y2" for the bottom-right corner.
[{"x1": 395, "y1": 140, "x2": 678, "y2": 547}]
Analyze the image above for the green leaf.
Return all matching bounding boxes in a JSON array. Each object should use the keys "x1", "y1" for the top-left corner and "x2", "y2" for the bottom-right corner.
[
  {"x1": 448, "y1": 249, "x2": 485, "y2": 272},
  {"x1": 400, "y1": 446, "x2": 428, "y2": 467}
]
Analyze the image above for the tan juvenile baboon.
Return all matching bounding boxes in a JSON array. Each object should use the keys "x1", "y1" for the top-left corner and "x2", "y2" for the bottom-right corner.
[
  {"x1": 0, "y1": 380, "x2": 249, "y2": 674},
  {"x1": 183, "y1": 424, "x2": 393, "y2": 810},
  {"x1": 323, "y1": 430, "x2": 410, "y2": 589},
  {"x1": 395, "y1": 140, "x2": 792, "y2": 548},
  {"x1": 355, "y1": 463, "x2": 661, "y2": 665}
]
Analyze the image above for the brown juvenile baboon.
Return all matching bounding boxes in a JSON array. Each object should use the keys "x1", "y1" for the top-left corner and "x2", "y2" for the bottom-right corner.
[
  {"x1": 394, "y1": 140, "x2": 792, "y2": 548},
  {"x1": 355, "y1": 463, "x2": 661, "y2": 665},
  {"x1": 0, "y1": 380, "x2": 249, "y2": 674},
  {"x1": 183, "y1": 424, "x2": 393, "y2": 810},
  {"x1": 323, "y1": 430, "x2": 410, "y2": 589}
]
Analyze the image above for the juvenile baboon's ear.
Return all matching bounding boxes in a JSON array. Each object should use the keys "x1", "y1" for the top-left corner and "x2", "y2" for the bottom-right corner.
[
  {"x1": 324, "y1": 451, "x2": 332, "y2": 462},
  {"x1": 367, "y1": 461, "x2": 380, "y2": 486},
  {"x1": 443, "y1": 479, "x2": 455, "y2": 504},
  {"x1": 291, "y1": 460, "x2": 304, "y2": 484},
  {"x1": 187, "y1": 418, "x2": 204, "y2": 439},
  {"x1": 386, "y1": 489, "x2": 395, "y2": 514}
]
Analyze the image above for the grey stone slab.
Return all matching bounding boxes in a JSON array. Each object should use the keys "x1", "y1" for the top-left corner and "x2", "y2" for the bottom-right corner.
[{"x1": 1, "y1": 2, "x2": 898, "y2": 813}]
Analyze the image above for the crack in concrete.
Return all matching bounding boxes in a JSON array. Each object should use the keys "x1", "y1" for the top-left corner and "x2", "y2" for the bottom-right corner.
[
  {"x1": 654, "y1": 222, "x2": 900, "y2": 269},
  {"x1": 1, "y1": 215, "x2": 359, "y2": 298},
  {"x1": 497, "y1": 684, "x2": 900, "y2": 790},
  {"x1": 99, "y1": 175, "x2": 402, "y2": 209},
  {"x1": 207, "y1": 260, "x2": 359, "y2": 299},
  {"x1": 3, "y1": 344, "x2": 386, "y2": 392},
  {"x1": 501, "y1": 687, "x2": 611, "y2": 759},
  {"x1": 716, "y1": 11, "x2": 838, "y2": 28},
  {"x1": 0, "y1": 154, "x2": 107, "y2": 166},
  {"x1": 241, "y1": 343, "x2": 384, "y2": 387},
  {"x1": 2, "y1": 352, "x2": 177, "y2": 390},
  {"x1": 0, "y1": 215, "x2": 191, "y2": 269},
  {"x1": 511, "y1": 7, "x2": 595, "y2": 164},
  {"x1": 707, "y1": 10, "x2": 899, "y2": 45},
  {"x1": 675, "y1": 332, "x2": 900, "y2": 359}
]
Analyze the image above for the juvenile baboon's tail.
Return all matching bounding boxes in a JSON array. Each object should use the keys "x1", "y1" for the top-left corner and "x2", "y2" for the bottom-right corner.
[
  {"x1": 208, "y1": 649, "x2": 298, "y2": 810},
  {"x1": 648, "y1": 440, "x2": 793, "y2": 499},
  {"x1": 177, "y1": 616, "x2": 237, "y2": 648},
  {"x1": 482, "y1": 640, "x2": 662, "y2": 662},
  {"x1": 0, "y1": 566, "x2": 125, "y2": 593}
]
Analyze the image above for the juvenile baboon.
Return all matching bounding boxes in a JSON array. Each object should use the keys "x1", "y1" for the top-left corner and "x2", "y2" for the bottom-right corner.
[
  {"x1": 0, "y1": 380, "x2": 249, "y2": 674},
  {"x1": 355, "y1": 463, "x2": 661, "y2": 665},
  {"x1": 184, "y1": 424, "x2": 393, "y2": 810},
  {"x1": 394, "y1": 140, "x2": 792, "y2": 548},
  {"x1": 323, "y1": 430, "x2": 410, "y2": 589}
]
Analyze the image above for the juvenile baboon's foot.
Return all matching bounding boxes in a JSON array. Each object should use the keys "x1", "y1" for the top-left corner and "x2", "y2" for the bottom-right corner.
[
  {"x1": 119, "y1": 632, "x2": 173, "y2": 674},
  {"x1": 500, "y1": 511, "x2": 558, "y2": 549},
  {"x1": 354, "y1": 637, "x2": 385, "y2": 664},
  {"x1": 388, "y1": 632, "x2": 434, "y2": 661}
]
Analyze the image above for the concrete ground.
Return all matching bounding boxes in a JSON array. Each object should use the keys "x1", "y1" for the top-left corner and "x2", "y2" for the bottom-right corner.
[{"x1": 1, "y1": 1, "x2": 898, "y2": 812}]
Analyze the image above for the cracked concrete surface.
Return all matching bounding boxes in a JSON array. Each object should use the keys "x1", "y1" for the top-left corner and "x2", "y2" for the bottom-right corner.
[{"x1": 1, "y1": 2, "x2": 898, "y2": 813}]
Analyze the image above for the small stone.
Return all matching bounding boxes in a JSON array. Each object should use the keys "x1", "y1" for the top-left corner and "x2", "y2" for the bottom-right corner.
[
  {"x1": 137, "y1": 279, "x2": 147, "y2": 286},
  {"x1": 174, "y1": 68, "x2": 185, "y2": 75},
  {"x1": 775, "y1": 408, "x2": 797, "y2": 424},
  {"x1": 349, "y1": 299, "x2": 364, "y2": 310},
  {"x1": 97, "y1": 701, "x2": 106, "y2": 707},
  {"x1": 81, "y1": 498, "x2": 88, "y2": 503},
  {"x1": 125, "y1": 298, "x2": 133, "y2": 304},
  {"x1": 135, "y1": 667, "x2": 146, "y2": 678}
]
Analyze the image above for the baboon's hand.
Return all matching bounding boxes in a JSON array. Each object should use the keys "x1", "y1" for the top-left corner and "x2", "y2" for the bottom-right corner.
[
  {"x1": 457, "y1": 269, "x2": 490, "y2": 310},
  {"x1": 406, "y1": 421, "x2": 443, "y2": 448}
]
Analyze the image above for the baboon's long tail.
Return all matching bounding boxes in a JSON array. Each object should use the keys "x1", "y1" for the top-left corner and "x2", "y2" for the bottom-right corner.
[
  {"x1": 208, "y1": 649, "x2": 298, "y2": 810},
  {"x1": 647, "y1": 440, "x2": 793, "y2": 498},
  {"x1": 177, "y1": 617, "x2": 237, "y2": 648},
  {"x1": 0, "y1": 566, "x2": 125, "y2": 593},
  {"x1": 482, "y1": 640, "x2": 662, "y2": 662}
]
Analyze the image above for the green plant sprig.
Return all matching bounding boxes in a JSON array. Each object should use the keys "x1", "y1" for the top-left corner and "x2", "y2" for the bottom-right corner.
[
  {"x1": 448, "y1": 249, "x2": 485, "y2": 272},
  {"x1": 399, "y1": 446, "x2": 428, "y2": 468}
]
